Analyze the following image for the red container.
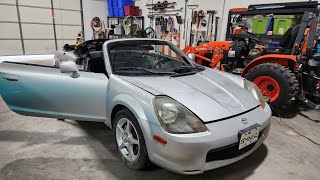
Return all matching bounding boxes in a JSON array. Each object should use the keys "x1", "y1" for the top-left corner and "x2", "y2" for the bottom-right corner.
[{"x1": 124, "y1": 6, "x2": 139, "y2": 16}]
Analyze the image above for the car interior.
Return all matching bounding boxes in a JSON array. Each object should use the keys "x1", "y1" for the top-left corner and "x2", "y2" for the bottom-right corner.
[
  {"x1": 64, "y1": 39, "x2": 188, "y2": 76},
  {"x1": 109, "y1": 48, "x2": 187, "y2": 73},
  {"x1": 74, "y1": 39, "x2": 109, "y2": 75}
]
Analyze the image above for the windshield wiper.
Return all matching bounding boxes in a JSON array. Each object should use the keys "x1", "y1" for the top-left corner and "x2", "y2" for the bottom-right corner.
[
  {"x1": 117, "y1": 67, "x2": 176, "y2": 75},
  {"x1": 172, "y1": 66, "x2": 205, "y2": 73},
  {"x1": 170, "y1": 66, "x2": 205, "y2": 77},
  {"x1": 170, "y1": 71, "x2": 197, "y2": 77}
]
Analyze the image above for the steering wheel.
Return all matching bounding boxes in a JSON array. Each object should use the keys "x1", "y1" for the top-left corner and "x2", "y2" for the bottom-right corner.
[
  {"x1": 245, "y1": 32, "x2": 262, "y2": 43},
  {"x1": 153, "y1": 58, "x2": 170, "y2": 68}
]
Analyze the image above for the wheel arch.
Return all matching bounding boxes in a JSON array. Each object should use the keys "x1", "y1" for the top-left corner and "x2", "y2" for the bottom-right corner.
[
  {"x1": 111, "y1": 104, "x2": 127, "y2": 126},
  {"x1": 108, "y1": 94, "x2": 154, "y2": 162},
  {"x1": 107, "y1": 94, "x2": 148, "y2": 129},
  {"x1": 241, "y1": 54, "x2": 297, "y2": 77}
]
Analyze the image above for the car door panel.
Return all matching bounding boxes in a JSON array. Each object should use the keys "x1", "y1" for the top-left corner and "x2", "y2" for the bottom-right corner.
[{"x1": 0, "y1": 62, "x2": 107, "y2": 122}]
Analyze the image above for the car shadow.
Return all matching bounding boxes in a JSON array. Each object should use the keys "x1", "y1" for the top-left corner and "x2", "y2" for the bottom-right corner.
[
  {"x1": 74, "y1": 121, "x2": 268, "y2": 180},
  {"x1": 0, "y1": 121, "x2": 268, "y2": 180}
]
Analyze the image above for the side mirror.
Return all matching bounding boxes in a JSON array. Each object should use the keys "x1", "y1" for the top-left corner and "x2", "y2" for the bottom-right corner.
[
  {"x1": 60, "y1": 61, "x2": 80, "y2": 78},
  {"x1": 188, "y1": 53, "x2": 196, "y2": 61}
]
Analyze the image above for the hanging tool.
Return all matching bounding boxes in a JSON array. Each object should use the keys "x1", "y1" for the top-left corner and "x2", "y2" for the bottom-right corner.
[
  {"x1": 147, "y1": 1, "x2": 177, "y2": 11},
  {"x1": 91, "y1": 17, "x2": 106, "y2": 39},
  {"x1": 149, "y1": 7, "x2": 183, "y2": 14},
  {"x1": 185, "y1": 19, "x2": 189, "y2": 46},
  {"x1": 206, "y1": 12, "x2": 211, "y2": 39},
  {"x1": 122, "y1": 16, "x2": 140, "y2": 37},
  {"x1": 172, "y1": 28, "x2": 177, "y2": 54},
  {"x1": 148, "y1": 13, "x2": 179, "y2": 17},
  {"x1": 183, "y1": 0, "x2": 188, "y2": 40},
  {"x1": 197, "y1": 10, "x2": 205, "y2": 29},
  {"x1": 214, "y1": 16, "x2": 219, "y2": 41},
  {"x1": 176, "y1": 15, "x2": 183, "y2": 56},
  {"x1": 147, "y1": 5, "x2": 175, "y2": 10},
  {"x1": 167, "y1": 16, "x2": 173, "y2": 33},
  {"x1": 155, "y1": 16, "x2": 162, "y2": 48},
  {"x1": 169, "y1": 32, "x2": 173, "y2": 55},
  {"x1": 146, "y1": 1, "x2": 176, "y2": 7},
  {"x1": 192, "y1": 10, "x2": 198, "y2": 24},
  {"x1": 161, "y1": 17, "x2": 168, "y2": 54},
  {"x1": 201, "y1": 19, "x2": 207, "y2": 27},
  {"x1": 187, "y1": 5, "x2": 198, "y2": 46},
  {"x1": 167, "y1": 16, "x2": 174, "y2": 56},
  {"x1": 195, "y1": 30, "x2": 206, "y2": 44},
  {"x1": 207, "y1": 10, "x2": 217, "y2": 41},
  {"x1": 155, "y1": 17, "x2": 160, "y2": 36},
  {"x1": 145, "y1": 16, "x2": 156, "y2": 38},
  {"x1": 161, "y1": 32, "x2": 166, "y2": 54}
]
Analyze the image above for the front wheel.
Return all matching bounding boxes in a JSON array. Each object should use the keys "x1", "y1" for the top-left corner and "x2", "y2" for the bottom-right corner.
[
  {"x1": 113, "y1": 109, "x2": 151, "y2": 170},
  {"x1": 245, "y1": 63, "x2": 299, "y2": 110}
]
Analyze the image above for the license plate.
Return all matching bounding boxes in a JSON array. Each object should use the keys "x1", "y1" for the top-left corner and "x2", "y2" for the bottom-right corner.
[{"x1": 238, "y1": 124, "x2": 260, "y2": 150}]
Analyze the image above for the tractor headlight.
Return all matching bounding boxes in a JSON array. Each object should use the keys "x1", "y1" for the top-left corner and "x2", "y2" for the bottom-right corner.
[
  {"x1": 153, "y1": 96, "x2": 207, "y2": 134},
  {"x1": 244, "y1": 80, "x2": 266, "y2": 109}
]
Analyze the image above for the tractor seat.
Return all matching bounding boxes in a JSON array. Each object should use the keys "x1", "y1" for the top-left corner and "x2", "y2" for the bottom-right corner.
[{"x1": 264, "y1": 25, "x2": 300, "y2": 55}]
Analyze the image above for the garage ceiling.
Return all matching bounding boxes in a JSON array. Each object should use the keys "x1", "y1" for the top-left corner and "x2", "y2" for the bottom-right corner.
[{"x1": 0, "y1": 0, "x2": 84, "y2": 56}]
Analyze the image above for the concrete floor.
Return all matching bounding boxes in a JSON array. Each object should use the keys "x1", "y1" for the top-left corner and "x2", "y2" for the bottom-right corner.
[{"x1": 0, "y1": 97, "x2": 319, "y2": 180}]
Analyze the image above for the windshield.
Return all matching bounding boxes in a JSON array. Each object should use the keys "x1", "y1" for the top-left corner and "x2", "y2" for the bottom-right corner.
[{"x1": 108, "y1": 40, "x2": 203, "y2": 76}]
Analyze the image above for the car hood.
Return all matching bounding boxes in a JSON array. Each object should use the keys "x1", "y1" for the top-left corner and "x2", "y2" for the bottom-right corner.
[{"x1": 120, "y1": 69, "x2": 260, "y2": 122}]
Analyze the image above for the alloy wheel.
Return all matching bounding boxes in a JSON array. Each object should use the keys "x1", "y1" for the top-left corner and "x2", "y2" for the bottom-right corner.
[{"x1": 115, "y1": 118, "x2": 140, "y2": 162}]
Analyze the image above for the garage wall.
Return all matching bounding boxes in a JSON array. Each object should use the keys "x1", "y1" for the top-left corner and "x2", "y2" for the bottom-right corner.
[
  {"x1": 54, "y1": 0, "x2": 83, "y2": 49},
  {"x1": 0, "y1": 0, "x2": 83, "y2": 56},
  {"x1": 135, "y1": 0, "x2": 226, "y2": 48},
  {"x1": 0, "y1": 0, "x2": 22, "y2": 56},
  {"x1": 134, "y1": 0, "x2": 314, "y2": 48}
]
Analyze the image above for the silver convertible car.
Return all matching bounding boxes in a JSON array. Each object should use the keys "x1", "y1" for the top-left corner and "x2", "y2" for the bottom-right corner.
[{"x1": 0, "y1": 39, "x2": 271, "y2": 175}]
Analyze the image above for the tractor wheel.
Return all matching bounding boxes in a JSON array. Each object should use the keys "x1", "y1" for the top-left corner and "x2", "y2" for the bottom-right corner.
[{"x1": 245, "y1": 63, "x2": 299, "y2": 110}]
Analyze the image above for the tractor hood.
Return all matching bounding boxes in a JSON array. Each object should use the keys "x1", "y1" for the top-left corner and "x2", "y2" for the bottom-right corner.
[{"x1": 120, "y1": 68, "x2": 260, "y2": 122}]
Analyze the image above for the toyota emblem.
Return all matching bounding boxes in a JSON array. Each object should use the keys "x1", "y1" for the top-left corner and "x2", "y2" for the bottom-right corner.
[{"x1": 241, "y1": 118, "x2": 248, "y2": 124}]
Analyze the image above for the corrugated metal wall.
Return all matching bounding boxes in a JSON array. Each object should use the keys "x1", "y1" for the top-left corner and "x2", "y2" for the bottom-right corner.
[{"x1": 0, "y1": 0, "x2": 84, "y2": 56}]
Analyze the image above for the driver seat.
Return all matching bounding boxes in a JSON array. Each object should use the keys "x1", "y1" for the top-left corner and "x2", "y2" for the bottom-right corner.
[{"x1": 87, "y1": 51, "x2": 108, "y2": 75}]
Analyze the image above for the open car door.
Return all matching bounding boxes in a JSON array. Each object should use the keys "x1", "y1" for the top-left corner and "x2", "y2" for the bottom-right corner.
[{"x1": 0, "y1": 62, "x2": 107, "y2": 122}]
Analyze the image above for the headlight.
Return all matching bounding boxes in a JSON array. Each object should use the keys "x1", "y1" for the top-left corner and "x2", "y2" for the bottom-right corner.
[
  {"x1": 244, "y1": 80, "x2": 266, "y2": 109},
  {"x1": 153, "y1": 96, "x2": 207, "y2": 134}
]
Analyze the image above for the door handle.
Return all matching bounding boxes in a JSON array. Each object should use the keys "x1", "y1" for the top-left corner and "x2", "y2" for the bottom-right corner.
[{"x1": 3, "y1": 75, "x2": 19, "y2": 81}]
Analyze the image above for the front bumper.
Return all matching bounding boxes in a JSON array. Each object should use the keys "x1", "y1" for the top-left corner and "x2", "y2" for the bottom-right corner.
[{"x1": 146, "y1": 105, "x2": 271, "y2": 175}]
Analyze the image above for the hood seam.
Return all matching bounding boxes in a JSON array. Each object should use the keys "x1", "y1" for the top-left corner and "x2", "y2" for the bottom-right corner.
[{"x1": 120, "y1": 76, "x2": 156, "y2": 96}]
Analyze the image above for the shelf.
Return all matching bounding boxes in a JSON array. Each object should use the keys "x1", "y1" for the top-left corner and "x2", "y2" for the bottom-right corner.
[
  {"x1": 107, "y1": 16, "x2": 144, "y2": 18},
  {"x1": 227, "y1": 34, "x2": 283, "y2": 39},
  {"x1": 229, "y1": 8, "x2": 318, "y2": 16},
  {"x1": 106, "y1": 16, "x2": 145, "y2": 30}
]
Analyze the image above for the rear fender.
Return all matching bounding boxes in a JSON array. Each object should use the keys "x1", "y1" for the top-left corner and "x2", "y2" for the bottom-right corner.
[{"x1": 241, "y1": 54, "x2": 297, "y2": 76}]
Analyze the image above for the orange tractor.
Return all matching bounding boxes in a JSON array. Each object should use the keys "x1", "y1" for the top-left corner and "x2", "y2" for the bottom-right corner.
[{"x1": 183, "y1": 11, "x2": 320, "y2": 110}]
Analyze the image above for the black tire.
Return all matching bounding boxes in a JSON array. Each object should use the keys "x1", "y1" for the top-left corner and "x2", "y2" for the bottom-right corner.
[
  {"x1": 245, "y1": 63, "x2": 299, "y2": 110},
  {"x1": 113, "y1": 108, "x2": 151, "y2": 170}
]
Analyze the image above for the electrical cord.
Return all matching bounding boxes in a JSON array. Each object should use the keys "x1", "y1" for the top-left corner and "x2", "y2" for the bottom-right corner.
[{"x1": 271, "y1": 106, "x2": 320, "y2": 147}]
